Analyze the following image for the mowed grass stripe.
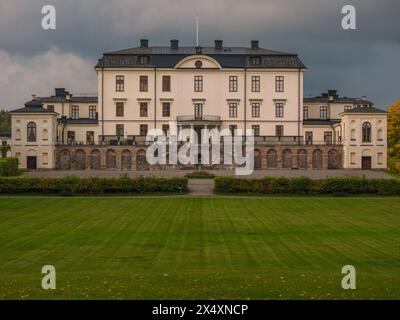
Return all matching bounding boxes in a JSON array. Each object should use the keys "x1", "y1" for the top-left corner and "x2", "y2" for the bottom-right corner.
[{"x1": 0, "y1": 197, "x2": 399, "y2": 299}]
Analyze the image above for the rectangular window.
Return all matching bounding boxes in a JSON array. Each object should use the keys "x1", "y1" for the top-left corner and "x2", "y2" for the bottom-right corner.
[
  {"x1": 42, "y1": 129, "x2": 48, "y2": 140},
  {"x1": 303, "y1": 106, "x2": 308, "y2": 120},
  {"x1": 1, "y1": 141, "x2": 7, "y2": 146},
  {"x1": 47, "y1": 105, "x2": 54, "y2": 112},
  {"x1": 320, "y1": 106, "x2": 328, "y2": 120},
  {"x1": 67, "y1": 131, "x2": 75, "y2": 145},
  {"x1": 251, "y1": 76, "x2": 260, "y2": 92},
  {"x1": 229, "y1": 76, "x2": 238, "y2": 92},
  {"x1": 140, "y1": 102, "x2": 148, "y2": 117},
  {"x1": 324, "y1": 131, "x2": 333, "y2": 145},
  {"x1": 229, "y1": 125, "x2": 237, "y2": 136},
  {"x1": 71, "y1": 105, "x2": 79, "y2": 119},
  {"x1": 275, "y1": 125, "x2": 284, "y2": 137},
  {"x1": 252, "y1": 125, "x2": 260, "y2": 137},
  {"x1": 140, "y1": 124, "x2": 148, "y2": 136},
  {"x1": 116, "y1": 124, "x2": 124, "y2": 137},
  {"x1": 162, "y1": 75, "x2": 171, "y2": 92},
  {"x1": 194, "y1": 103, "x2": 203, "y2": 119},
  {"x1": 351, "y1": 152, "x2": 356, "y2": 164},
  {"x1": 138, "y1": 55, "x2": 149, "y2": 65},
  {"x1": 116, "y1": 102, "x2": 124, "y2": 117},
  {"x1": 42, "y1": 153, "x2": 48, "y2": 165},
  {"x1": 194, "y1": 76, "x2": 203, "y2": 92},
  {"x1": 116, "y1": 75, "x2": 124, "y2": 92},
  {"x1": 275, "y1": 103, "x2": 284, "y2": 118},
  {"x1": 378, "y1": 153, "x2": 383, "y2": 165},
  {"x1": 89, "y1": 105, "x2": 97, "y2": 119},
  {"x1": 275, "y1": 76, "x2": 284, "y2": 92},
  {"x1": 140, "y1": 75, "x2": 148, "y2": 92},
  {"x1": 252, "y1": 102, "x2": 260, "y2": 118},
  {"x1": 229, "y1": 102, "x2": 238, "y2": 118},
  {"x1": 162, "y1": 102, "x2": 170, "y2": 117},
  {"x1": 162, "y1": 124, "x2": 169, "y2": 135},
  {"x1": 305, "y1": 131, "x2": 313, "y2": 145},
  {"x1": 86, "y1": 131, "x2": 94, "y2": 144},
  {"x1": 378, "y1": 129, "x2": 383, "y2": 141}
]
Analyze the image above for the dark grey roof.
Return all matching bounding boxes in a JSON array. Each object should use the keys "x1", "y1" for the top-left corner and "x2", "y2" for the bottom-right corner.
[
  {"x1": 105, "y1": 46, "x2": 296, "y2": 56},
  {"x1": 0, "y1": 131, "x2": 11, "y2": 138},
  {"x1": 96, "y1": 46, "x2": 306, "y2": 69},
  {"x1": 40, "y1": 96, "x2": 98, "y2": 103},
  {"x1": 303, "y1": 119, "x2": 341, "y2": 126},
  {"x1": 57, "y1": 118, "x2": 98, "y2": 125},
  {"x1": 10, "y1": 100, "x2": 58, "y2": 114},
  {"x1": 304, "y1": 97, "x2": 374, "y2": 105},
  {"x1": 341, "y1": 106, "x2": 388, "y2": 114}
]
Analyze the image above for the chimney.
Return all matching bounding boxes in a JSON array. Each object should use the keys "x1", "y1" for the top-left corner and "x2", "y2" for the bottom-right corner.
[
  {"x1": 31, "y1": 94, "x2": 37, "y2": 101},
  {"x1": 251, "y1": 40, "x2": 259, "y2": 49},
  {"x1": 55, "y1": 88, "x2": 68, "y2": 97},
  {"x1": 140, "y1": 39, "x2": 149, "y2": 48},
  {"x1": 328, "y1": 89, "x2": 338, "y2": 98},
  {"x1": 215, "y1": 40, "x2": 223, "y2": 50},
  {"x1": 362, "y1": 96, "x2": 366, "y2": 101},
  {"x1": 170, "y1": 39, "x2": 179, "y2": 49},
  {"x1": 196, "y1": 46, "x2": 202, "y2": 54}
]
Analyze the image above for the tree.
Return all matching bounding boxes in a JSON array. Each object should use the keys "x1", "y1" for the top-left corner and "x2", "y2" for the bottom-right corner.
[
  {"x1": 0, "y1": 144, "x2": 11, "y2": 158},
  {"x1": 0, "y1": 110, "x2": 11, "y2": 132},
  {"x1": 387, "y1": 100, "x2": 400, "y2": 171}
]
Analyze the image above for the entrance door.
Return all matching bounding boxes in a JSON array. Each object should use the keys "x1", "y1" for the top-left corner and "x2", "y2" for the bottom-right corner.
[
  {"x1": 362, "y1": 156, "x2": 372, "y2": 169},
  {"x1": 27, "y1": 156, "x2": 37, "y2": 170},
  {"x1": 195, "y1": 126, "x2": 202, "y2": 144}
]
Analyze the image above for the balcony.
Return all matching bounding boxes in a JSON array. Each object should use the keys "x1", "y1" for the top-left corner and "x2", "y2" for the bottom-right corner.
[
  {"x1": 58, "y1": 112, "x2": 99, "y2": 125},
  {"x1": 177, "y1": 115, "x2": 221, "y2": 123}
]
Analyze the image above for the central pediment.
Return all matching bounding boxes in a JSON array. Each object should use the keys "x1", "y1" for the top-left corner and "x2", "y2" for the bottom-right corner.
[{"x1": 174, "y1": 55, "x2": 222, "y2": 69}]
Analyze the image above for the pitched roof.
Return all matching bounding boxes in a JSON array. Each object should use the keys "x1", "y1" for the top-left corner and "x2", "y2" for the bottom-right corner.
[
  {"x1": 303, "y1": 119, "x2": 341, "y2": 126},
  {"x1": 39, "y1": 96, "x2": 98, "y2": 103},
  {"x1": 341, "y1": 106, "x2": 388, "y2": 114},
  {"x1": 96, "y1": 46, "x2": 306, "y2": 69},
  {"x1": 304, "y1": 97, "x2": 374, "y2": 105},
  {"x1": 10, "y1": 100, "x2": 58, "y2": 114}
]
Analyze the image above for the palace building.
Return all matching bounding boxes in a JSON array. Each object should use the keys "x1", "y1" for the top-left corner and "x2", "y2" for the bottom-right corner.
[{"x1": 9, "y1": 39, "x2": 388, "y2": 171}]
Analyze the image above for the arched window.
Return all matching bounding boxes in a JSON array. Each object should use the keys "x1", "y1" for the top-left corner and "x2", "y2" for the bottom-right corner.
[
  {"x1": 27, "y1": 122, "x2": 37, "y2": 142},
  {"x1": 362, "y1": 122, "x2": 371, "y2": 143}
]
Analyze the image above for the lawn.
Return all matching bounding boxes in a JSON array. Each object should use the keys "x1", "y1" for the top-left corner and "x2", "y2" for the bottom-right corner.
[{"x1": 0, "y1": 197, "x2": 399, "y2": 299}]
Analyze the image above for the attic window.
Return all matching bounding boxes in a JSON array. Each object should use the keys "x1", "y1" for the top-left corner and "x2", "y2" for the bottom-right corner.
[
  {"x1": 251, "y1": 56, "x2": 261, "y2": 65},
  {"x1": 138, "y1": 55, "x2": 150, "y2": 65}
]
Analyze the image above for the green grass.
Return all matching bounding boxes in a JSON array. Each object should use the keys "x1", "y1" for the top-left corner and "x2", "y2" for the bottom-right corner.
[{"x1": 0, "y1": 197, "x2": 399, "y2": 300}]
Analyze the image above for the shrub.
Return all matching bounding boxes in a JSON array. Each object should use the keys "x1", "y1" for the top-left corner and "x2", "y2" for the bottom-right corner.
[
  {"x1": 0, "y1": 176, "x2": 188, "y2": 194},
  {"x1": 184, "y1": 171, "x2": 216, "y2": 179},
  {"x1": 0, "y1": 158, "x2": 20, "y2": 177},
  {"x1": 214, "y1": 176, "x2": 400, "y2": 196}
]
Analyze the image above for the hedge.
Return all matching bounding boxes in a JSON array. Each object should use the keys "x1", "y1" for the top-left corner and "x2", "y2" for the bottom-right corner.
[
  {"x1": 0, "y1": 176, "x2": 188, "y2": 194},
  {"x1": 184, "y1": 171, "x2": 216, "y2": 179},
  {"x1": 214, "y1": 176, "x2": 400, "y2": 195},
  {"x1": 0, "y1": 158, "x2": 19, "y2": 177}
]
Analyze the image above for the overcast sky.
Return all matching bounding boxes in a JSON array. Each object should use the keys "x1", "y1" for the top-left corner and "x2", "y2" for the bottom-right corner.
[{"x1": 0, "y1": 0, "x2": 399, "y2": 110}]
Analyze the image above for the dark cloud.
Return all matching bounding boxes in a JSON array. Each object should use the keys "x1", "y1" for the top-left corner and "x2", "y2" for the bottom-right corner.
[{"x1": 0, "y1": 0, "x2": 399, "y2": 108}]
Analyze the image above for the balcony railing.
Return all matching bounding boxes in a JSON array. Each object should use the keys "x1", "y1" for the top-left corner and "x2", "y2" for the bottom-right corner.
[
  {"x1": 177, "y1": 115, "x2": 221, "y2": 122},
  {"x1": 56, "y1": 135, "x2": 342, "y2": 147}
]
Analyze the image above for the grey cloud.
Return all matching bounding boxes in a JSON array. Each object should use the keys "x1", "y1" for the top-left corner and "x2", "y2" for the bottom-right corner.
[{"x1": 0, "y1": 0, "x2": 399, "y2": 108}]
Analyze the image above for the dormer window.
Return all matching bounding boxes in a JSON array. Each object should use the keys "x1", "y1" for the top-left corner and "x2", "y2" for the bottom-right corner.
[
  {"x1": 250, "y1": 56, "x2": 261, "y2": 65},
  {"x1": 138, "y1": 55, "x2": 150, "y2": 65}
]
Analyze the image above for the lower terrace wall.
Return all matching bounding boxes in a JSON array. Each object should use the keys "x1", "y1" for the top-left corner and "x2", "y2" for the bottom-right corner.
[{"x1": 54, "y1": 145, "x2": 343, "y2": 171}]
